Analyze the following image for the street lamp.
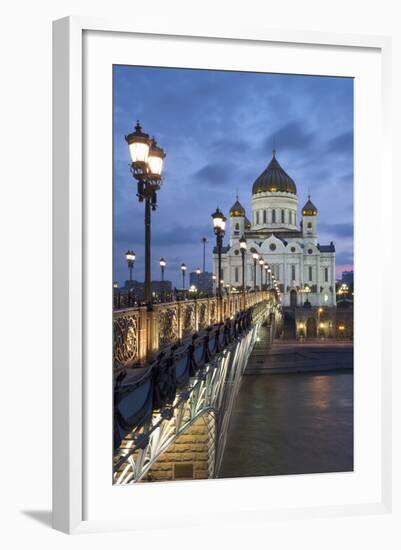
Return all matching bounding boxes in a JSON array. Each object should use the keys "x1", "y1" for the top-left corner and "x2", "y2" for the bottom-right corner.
[
  {"x1": 159, "y1": 257, "x2": 166, "y2": 281},
  {"x1": 189, "y1": 284, "x2": 197, "y2": 297},
  {"x1": 125, "y1": 121, "x2": 166, "y2": 305},
  {"x1": 337, "y1": 283, "x2": 349, "y2": 301},
  {"x1": 259, "y1": 257, "x2": 264, "y2": 291},
  {"x1": 159, "y1": 257, "x2": 166, "y2": 302},
  {"x1": 196, "y1": 267, "x2": 201, "y2": 293},
  {"x1": 264, "y1": 263, "x2": 269, "y2": 289},
  {"x1": 211, "y1": 207, "x2": 226, "y2": 301},
  {"x1": 212, "y1": 273, "x2": 217, "y2": 297},
  {"x1": 201, "y1": 237, "x2": 208, "y2": 273},
  {"x1": 271, "y1": 274, "x2": 276, "y2": 294},
  {"x1": 181, "y1": 263, "x2": 187, "y2": 291},
  {"x1": 252, "y1": 252, "x2": 259, "y2": 291},
  {"x1": 239, "y1": 235, "x2": 247, "y2": 307},
  {"x1": 304, "y1": 284, "x2": 311, "y2": 305},
  {"x1": 125, "y1": 250, "x2": 136, "y2": 282}
]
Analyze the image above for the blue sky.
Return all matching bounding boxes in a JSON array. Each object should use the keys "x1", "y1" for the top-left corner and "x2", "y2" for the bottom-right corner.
[{"x1": 113, "y1": 66, "x2": 353, "y2": 287}]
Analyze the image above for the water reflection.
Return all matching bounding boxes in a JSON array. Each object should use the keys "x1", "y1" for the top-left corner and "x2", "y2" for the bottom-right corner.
[{"x1": 219, "y1": 372, "x2": 354, "y2": 478}]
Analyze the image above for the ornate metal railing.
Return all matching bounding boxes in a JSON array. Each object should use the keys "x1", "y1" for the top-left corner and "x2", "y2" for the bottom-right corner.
[
  {"x1": 113, "y1": 298, "x2": 282, "y2": 484},
  {"x1": 113, "y1": 290, "x2": 272, "y2": 367}
]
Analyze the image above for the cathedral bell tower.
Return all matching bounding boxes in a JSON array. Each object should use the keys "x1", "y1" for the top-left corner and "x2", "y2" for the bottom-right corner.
[
  {"x1": 301, "y1": 195, "x2": 318, "y2": 244},
  {"x1": 229, "y1": 197, "x2": 246, "y2": 246}
]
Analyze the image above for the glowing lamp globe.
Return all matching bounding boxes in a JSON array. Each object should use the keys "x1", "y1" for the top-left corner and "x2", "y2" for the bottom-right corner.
[{"x1": 125, "y1": 121, "x2": 150, "y2": 165}]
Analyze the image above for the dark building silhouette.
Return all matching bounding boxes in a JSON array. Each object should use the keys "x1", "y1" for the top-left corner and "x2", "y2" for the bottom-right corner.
[{"x1": 189, "y1": 271, "x2": 214, "y2": 292}]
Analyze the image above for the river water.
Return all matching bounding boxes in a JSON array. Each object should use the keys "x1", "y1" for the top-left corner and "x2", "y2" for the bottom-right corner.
[{"x1": 219, "y1": 371, "x2": 353, "y2": 478}]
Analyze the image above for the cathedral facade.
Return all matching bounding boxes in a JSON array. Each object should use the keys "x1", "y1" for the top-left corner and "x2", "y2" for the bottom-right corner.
[{"x1": 213, "y1": 152, "x2": 336, "y2": 308}]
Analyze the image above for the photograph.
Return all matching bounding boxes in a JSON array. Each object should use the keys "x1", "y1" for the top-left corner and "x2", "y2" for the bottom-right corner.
[{"x1": 112, "y1": 65, "x2": 354, "y2": 484}]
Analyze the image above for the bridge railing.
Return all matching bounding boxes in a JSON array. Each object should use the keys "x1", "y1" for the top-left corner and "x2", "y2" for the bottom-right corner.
[
  {"x1": 113, "y1": 298, "x2": 279, "y2": 483},
  {"x1": 113, "y1": 290, "x2": 272, "y2": 367}
]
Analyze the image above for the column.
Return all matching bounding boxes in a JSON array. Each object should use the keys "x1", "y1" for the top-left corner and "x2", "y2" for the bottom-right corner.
[{"x1": 316, "y1": 255, "x2": 321, "y2": 306}]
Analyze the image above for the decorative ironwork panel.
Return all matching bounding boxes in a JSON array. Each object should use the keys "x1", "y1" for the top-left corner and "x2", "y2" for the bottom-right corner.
[
  {"x1": 158, "y1": 306, "x2": 179, "y2": 347},
  {"x1": 181, "y1": 303, "x2": 196, "y2": 337},
  {"x1": 210, "y1": 300, "x2": 217, "y2": 324},
  {"x1": 114, "y1": 312, "x2": 139, "y2": 365},
  {"x1": 198, "y1": 302, "x2": 207, "y2": 330},
  {"x1": 113, "y1": 295, "x2": 281, "y2": 484}
]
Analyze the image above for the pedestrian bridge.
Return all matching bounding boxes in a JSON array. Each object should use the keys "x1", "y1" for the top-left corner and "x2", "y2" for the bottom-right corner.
[{"x1": 113, "y1": 291, "x2": 282, "y2": 484}]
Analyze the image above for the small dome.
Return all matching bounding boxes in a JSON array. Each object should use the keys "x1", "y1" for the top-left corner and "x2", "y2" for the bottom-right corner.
[
  {"x1": 302, "y1": 196, "x2": 318, "y2": 216},
  {"x1": 252, "y1": 151, "x2": 297, "y2": 195},
  {"x1": 229, "y1": 199, "x2": 246, "y2": 217}
]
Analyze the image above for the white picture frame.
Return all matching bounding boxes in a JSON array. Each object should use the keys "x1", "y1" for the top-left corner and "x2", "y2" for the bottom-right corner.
[{"x1": 52, "y1": 16, "x2": 392, "y2": 534}]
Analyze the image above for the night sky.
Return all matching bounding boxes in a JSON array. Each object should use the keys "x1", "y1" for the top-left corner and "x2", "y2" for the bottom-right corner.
[{"x1": 113, "y1": 66, "x2": 353, "y2": 288}]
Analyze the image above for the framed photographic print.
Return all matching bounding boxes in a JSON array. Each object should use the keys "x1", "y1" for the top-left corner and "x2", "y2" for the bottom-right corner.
[{"x1": 53, "y1": 17, "x2": 392, "y2": 534}]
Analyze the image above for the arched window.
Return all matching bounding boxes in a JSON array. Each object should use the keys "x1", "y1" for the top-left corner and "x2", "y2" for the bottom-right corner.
[
  {"x1": 256, "y1": 211, "x2": 260, "y2": 225},
  {"x1": 263, "y1": 210, "x2": 266, "y2": 224},
  {"x1": 281, "y1": 209, "x2": 285, "y2": 223},
  {"x1": 272, "y1": 209, "x2": 276, "y2": 223}
]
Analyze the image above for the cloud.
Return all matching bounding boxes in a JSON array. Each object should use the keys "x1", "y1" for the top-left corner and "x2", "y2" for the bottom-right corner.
[
  {"x1": 319, "y1": 222, "x2": 353, "y2": 238},
  {"x1": 112, "y1": 66, "x2": 354, "y2": 286},
  {"x1": 193, "y1": 163, "x2": 234, "y2": 186},
  {"x1": 114, "y1": 222, "x2": 211, "y2": 248},
  {"x1": 263, "y1": 120, "x2": 316, "y2": 153},
  {"x1": 326, "y1": 131, "x2": 353, "y2": 154},
  {"x1": 336, "y1": 251, "x2": 354, "y2": 265}
]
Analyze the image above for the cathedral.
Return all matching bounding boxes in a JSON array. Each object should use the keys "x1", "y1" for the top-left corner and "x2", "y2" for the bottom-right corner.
[{"x1": 214, "y1": 151, "x2": 336, "y2": 308}]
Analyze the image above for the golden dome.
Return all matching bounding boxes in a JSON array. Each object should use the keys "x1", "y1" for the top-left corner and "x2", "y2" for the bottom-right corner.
[{"x1": 252, "y1": 151, "x2": 297, "y2": 195}]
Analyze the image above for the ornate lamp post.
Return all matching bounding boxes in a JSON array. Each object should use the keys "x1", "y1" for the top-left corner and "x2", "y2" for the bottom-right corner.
[
  {"x1": 211, "y1": 208, "x2": 226, "y2": 300},
  {"x1": 264, "y1": 262, "x2": 269, "y2": 290},
  {"x1": 181, "y1": 263, "x2": 187, "y2": 291},
  {"x1": 304, "y1": 284, "x2": 311, "y2": 305},
  {"x1": 125, "y1": 121, "x2": 166, "y2": 305},
  {"x1": 212, "y1": 274, "x2": 217, "y2": 297},
  {"x1": 201, "y1": 237, "x2": 208, "y2": 273},
  {"x1": 259, "y1": 258, "x2": 264, "y2": 291},
  {"x1": 125, "y1": 250, "x2": 136, "y2": 282},
  {"x1": 267, "y1": 266, "x2": 272, "y2": 289},
  {"x1": 196, "y1": 267, "x2": 201, "y2": 293},
  {"x1": 159, "y1": 257, "x2": 166, "y2": 302},
  {"x1": 239, "y1": 236, "x2": 247, "y2": 291},
  {"x1": 159, "y1": 257, "x2": 166, "y2": 282},
  {"x1": 189, "y1": 284, "x2": 197, "y2": 299},
  {"x1": 252, "y1": 252, "x2": 259, "y2": 291}
]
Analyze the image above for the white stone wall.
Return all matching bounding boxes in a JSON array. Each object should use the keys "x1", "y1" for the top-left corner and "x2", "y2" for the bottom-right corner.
[
  {"x1": 229, "y1": 215, "x2": 245, "y2": 245},
  {"x1": 213, "y1": 235, "x2": 336, "y2": 307},
  {"x1": 251, "y1": 191, "x2": 298, "y2": 231},
  {"x1": 213, "y1": 194, "x2": 336, "y2": 307},
  {"x1": 302, "y1": 214, "x2": 318, "y2": 244}
]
